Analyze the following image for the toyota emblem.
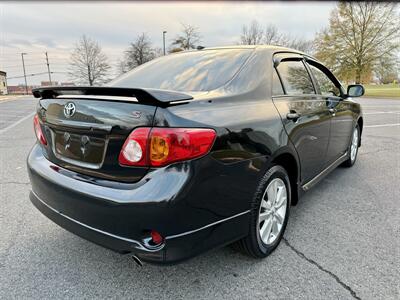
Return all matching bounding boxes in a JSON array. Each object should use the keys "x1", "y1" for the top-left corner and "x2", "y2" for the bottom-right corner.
[{"x1": 64, "y1": 102, "x2": 76, "y2": 118}]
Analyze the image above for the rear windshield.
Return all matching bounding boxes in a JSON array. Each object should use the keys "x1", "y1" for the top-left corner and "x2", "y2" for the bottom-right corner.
[{"x1": 108, "y1": 49, "x2": 253, "y2": 92}]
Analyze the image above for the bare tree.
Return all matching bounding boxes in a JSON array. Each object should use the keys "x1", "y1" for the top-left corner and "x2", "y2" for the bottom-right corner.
[
  {"x1": 314, "y1": 2, "x2": 400, "y2": 83},
  {"x1": 123, "y1": 33, "x2": 156, "y2": 72},
  {"x1": 285, "y1": 38, "x2": 314, "y2": 53},
  {"x1": 153, "y1": 47, "x2": 163, "y2": 58},
  {"x1": 69, "y1": 35, "x2": 111, "y2": 86},
  {"x1": 263, "y1": 24, "x2": 313, "y2": 52},
  {"x1": 240, "y1": 20, "x2": 264, "y2": 45},
  {"x1": 172, "y1": 23, "x2": 202, "y2": 50},
  {"x1": 116, "y1": 58, "x2": 129, "y2": 76},
  {"x1": 240, "y1": 21, "x2": 313, "y2": 53},
  {"x1": 375, "y1": 58, "x2": 399, "y2": 84},
  {"x1": 263, "y1": 24, "x2": 286, "y2": 45}
]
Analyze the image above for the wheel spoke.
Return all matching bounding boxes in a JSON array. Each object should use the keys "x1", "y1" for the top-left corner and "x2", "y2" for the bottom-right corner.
[
  {"x1": 274, "y1": 181, "x2": 280, "y2": 205},
  {"x1": 275, "y1": 196, "x2": 286, "y2": 210},
  {"x1": 276, "y1": 186, "x2": 283, "y2": 205},
  {"x1": 274, "y1": 187, "x2": 287, "y2": 209},
  {"x1": 261, "y1": 199, "x2": 269, "y2": 209},
  {"x1": 270, "y1": 217, "x2": 280, "y2": 242},
  {"x1": 260, "y1": 217, "x2": 273, "y2": 242},
  {"x1": 258, "y1": 211, "x2": 271, "y2": 224},
  {"x1": 266, "y1": 182, "x2": 276, "y2": 204},
  {"x1": 274, "y1": 211, "x2": 284, "y2": 225}
]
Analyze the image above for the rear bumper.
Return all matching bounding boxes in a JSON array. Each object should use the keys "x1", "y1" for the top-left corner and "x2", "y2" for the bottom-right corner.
[
  {"x1": 30, "y1": 190, "x2": 163, "y2": 258},
  {"x1": 27, "y1": 144, "x2": 251, "y2": 264}
]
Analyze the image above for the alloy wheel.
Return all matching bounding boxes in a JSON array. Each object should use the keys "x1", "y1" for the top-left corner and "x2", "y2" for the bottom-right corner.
[
  {"x1": 258, "y1": 178, "x2": 287, "y2": 245},
  {"x1": 350, "y1": 127, "x2": 359, "y2": 162}
]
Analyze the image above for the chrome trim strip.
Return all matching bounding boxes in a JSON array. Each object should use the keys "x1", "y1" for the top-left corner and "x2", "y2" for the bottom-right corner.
[
  {"x1": 31, "y1": 190, "x2": 163, "y2": 252},
  {"x1": 57, "y1": 95, "x2": 138, "y2": 102},
  {"x1": 46, "y1": 119, "x2": 112, "y2": 132},
  {"x1": 169, "y1": 99, "x2": 196, "y2": 105},
  {"x1": 165, "y1": 210, "x2": 251, "y2": 240},
  {"x1": 32, "y1": 190, "x2": 250, "y2": 247},
  {"x1": 302, "y1": 152, "x2": 348, "y2": 191}
]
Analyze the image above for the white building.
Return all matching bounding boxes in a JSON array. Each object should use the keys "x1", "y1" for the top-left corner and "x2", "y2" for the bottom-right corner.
[{"x1": 0, "y1": 71, "x2": 7, "y2": 95}]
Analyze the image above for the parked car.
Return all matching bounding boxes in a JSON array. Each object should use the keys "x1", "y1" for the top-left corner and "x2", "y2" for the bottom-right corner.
[{"x1": 28, "y1": 46, "x2": 364, "y2": 265}]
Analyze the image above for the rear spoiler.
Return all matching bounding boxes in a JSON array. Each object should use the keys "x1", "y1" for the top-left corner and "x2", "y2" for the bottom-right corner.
[{"x1": 32, "y1": 86, "x2": 193, "y2": 107}]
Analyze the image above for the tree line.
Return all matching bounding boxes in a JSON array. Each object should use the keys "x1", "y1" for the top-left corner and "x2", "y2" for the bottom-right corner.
[{"x1": 69, "y1": 2, "x2": 399, "y2": 86}]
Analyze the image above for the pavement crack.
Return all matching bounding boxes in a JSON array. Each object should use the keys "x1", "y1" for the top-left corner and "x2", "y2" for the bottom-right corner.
[{"x1": 283, "y1": 238, "x2": 361, "y2": 300}]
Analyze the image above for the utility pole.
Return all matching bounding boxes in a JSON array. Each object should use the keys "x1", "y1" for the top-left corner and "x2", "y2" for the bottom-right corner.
[
  {"x1": 163, "y1": 31, "x2": 167, "y2": 55},
  {"x1": 21, "y1": 53, "x2": 28, "y2": 95},
  {"x1": 5, "y1": 75, "x2": 8, "y2": 95},
  {"x1": 45, "y1": 52, "x2": 52, "y2": 85}
]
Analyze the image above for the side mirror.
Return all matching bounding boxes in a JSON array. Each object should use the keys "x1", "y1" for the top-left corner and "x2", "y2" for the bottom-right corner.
[{"x1": 346, "y1": 84, "x2": 364, "y2": 98}]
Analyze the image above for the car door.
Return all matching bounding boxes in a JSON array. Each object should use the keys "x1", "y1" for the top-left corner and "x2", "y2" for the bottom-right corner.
[
  {"x1": 305, "y1": 59, "x2": 354, "y2": 164},
  {"x1": 272, "y1": 54, "x2": 331, "y2": 183}
]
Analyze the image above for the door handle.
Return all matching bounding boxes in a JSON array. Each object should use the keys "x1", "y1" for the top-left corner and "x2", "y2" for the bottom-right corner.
[
  {"x1": 328, "y1": 108, "x2": 337, "y2": 116},
  {"x1": 286, "y1": 112, "x2": 301, "y2": 120}
]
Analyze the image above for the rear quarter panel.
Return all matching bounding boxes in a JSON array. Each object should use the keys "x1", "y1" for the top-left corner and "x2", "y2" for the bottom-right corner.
[{"x1": 153, "y1": 89, "x2": 293, "y2": 217}]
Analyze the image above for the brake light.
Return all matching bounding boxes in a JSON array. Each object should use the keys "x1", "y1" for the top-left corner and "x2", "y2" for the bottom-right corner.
[
  {"x1": 33, "y1": 114, "x2": 47, "y2": 145},
  {"x1": 149, "y1": 128, "x2": 216, "y2": 166},
  {"x1": 119, "y1": 127, "x2": 216, "y2": 167}
]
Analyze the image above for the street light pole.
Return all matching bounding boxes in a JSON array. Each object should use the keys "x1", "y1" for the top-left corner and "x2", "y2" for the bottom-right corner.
[
  {"x1": 21, "y1": 53, "x2": 28, "y2": 95},
  {"x1": 163, "y1": 31, "x2": 167, "y2": 55},
  {"x1": 45, "y1": 52, "x2": 52, "y2": 85}
]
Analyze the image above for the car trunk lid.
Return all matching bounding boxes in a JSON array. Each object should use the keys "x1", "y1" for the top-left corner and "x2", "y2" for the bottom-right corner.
[{"x1": 34, "y1": 87, "x2": 193, "y2": 182}]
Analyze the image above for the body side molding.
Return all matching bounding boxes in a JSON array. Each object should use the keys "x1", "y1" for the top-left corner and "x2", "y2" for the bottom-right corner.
[{"x1": 302, "y1": 152, "x2": 348, "y2": 191}]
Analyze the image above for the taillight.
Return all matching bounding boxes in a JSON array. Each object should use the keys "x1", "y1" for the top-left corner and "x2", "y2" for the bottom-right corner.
[
  {"x1": 33, "y1": 114, "x2": 47, "y2": 145},
  {"x1": 149, "y1": 128, "x2": 216, "y2": 166},
  {"x1": 119, "y1": 127, "x2": 216, "y2": 167},
  {"x1": 118, "y1": 127, "x2": 150, "y2": 166}
]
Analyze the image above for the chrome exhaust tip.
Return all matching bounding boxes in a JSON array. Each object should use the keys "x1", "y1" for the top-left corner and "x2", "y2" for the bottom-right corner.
[{"x1": 131, "y1": 255, "x2": 143, "y2": 267}]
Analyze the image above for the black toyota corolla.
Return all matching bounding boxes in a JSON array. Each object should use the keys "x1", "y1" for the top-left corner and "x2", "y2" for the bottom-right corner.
[{"x1": 28, "y1": 46, "x2": 364, "y2": 264}]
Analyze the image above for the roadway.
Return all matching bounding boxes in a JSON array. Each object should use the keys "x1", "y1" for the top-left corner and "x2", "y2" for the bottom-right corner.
[{"x1": 0, "y1": 96, "x2": 398, "y2": 299}]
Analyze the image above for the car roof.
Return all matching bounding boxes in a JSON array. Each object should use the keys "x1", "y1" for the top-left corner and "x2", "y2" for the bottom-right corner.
[
  {"x1": 203, "y1": 44, "x2": 299, "y2": 52},
  {"x1": 203, "y1": 45, "x2": 319, "y2": 62}
]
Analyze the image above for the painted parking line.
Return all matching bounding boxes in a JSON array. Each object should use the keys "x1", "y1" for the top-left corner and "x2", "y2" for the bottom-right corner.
[
  {"x1": 361, "y1": 106, "x2": 400, "y2": 109},
  {"x1": 363, "y1": 111, "x2": 400, "y2": 115},
  {"x1": 0, "y1": 112, "x2": 35, "y2": 135},
  {"x1": 364, "y1": 123, "x2": 400, "y2": 128}
]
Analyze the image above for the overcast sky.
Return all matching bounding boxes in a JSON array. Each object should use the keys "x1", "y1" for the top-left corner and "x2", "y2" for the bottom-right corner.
[{"x1": 0, "y1": 1, "x2": 336, "y2": 85}]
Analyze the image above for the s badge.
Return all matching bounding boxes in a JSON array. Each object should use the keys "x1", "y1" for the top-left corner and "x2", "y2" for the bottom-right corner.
[{"x1": 131, "y1": 111, "x2": 142, "y2": 119}]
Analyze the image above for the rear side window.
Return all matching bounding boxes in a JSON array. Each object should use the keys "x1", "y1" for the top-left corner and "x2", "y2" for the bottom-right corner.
[
  {"x1": 307, "y1": 64, "x2": 340, "y2": 97},
  {"x1": 276, "y1": 60, "x2": 315, "y2": 95},
  {"x1": 272, "y1": 69, "x2": 284, "y2": 95}
]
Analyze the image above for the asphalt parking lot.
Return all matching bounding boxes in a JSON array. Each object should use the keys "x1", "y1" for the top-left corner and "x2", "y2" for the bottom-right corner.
[{"x1": 0, "y1": 96, "x2": 399, "y2": 299}]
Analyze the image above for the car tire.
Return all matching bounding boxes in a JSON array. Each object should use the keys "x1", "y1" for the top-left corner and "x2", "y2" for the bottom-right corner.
[
  {"x1": 342, "y1": 124, "x2": 360, "y2": 168},
  {"x1": 234, "y1": 165, "x2": 291, "y2": 258}
]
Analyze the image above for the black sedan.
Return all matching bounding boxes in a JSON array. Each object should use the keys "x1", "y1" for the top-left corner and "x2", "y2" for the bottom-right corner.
[{"x1": 28, "y1": 46, "x2": 364, "y2": 264}]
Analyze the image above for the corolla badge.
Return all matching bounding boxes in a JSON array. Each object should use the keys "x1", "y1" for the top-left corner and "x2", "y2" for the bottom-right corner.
[{"x1": 64, "y1": 102, "x2": 76, "y2": 118}]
